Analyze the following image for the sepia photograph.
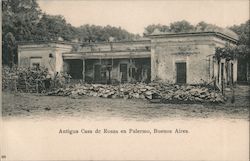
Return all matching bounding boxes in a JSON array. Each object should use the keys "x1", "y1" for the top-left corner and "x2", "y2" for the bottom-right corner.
[{"x1": 1, "y1": 0, "x2": 249, "y2": 160}]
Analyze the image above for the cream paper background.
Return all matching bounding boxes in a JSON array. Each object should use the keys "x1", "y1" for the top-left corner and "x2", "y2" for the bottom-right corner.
[{"x1": 1, "y1": 118, "x2": 249, "y2": 160}]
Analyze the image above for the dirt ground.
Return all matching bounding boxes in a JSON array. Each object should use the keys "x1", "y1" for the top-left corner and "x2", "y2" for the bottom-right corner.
[{"x1": 2, "y1": 85, "x2": 249, "y2": 121}]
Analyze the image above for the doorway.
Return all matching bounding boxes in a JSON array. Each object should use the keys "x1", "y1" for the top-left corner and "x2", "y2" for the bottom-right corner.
[
  {"x1": 176, "y1": 62, "x2": 187, "y2": 84},
  {"x1": 94, "y1": 64, "x2": 107, "y2": 83},
  {"x1": 120, "y1": 64, "x2": 128, "y2": 83},
  {"x1": 66, "y1": 59, "x2": 83, "y2": 79}
]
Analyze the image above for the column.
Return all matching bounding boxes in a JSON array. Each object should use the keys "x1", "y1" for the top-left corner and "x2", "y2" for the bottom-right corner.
[{"x1": 82, "y1": 58, "x2": 85, "y2": 82}]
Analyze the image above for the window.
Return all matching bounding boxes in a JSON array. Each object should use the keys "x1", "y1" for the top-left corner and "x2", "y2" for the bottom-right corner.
[
  {"x1": 32, "y1": 63, "x2": 40, "y2": 69},
  {"x1": 30, "y1": 57, "x2": 42, "y2": 69}
]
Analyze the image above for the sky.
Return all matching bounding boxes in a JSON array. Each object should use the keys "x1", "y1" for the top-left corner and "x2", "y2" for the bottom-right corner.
[{"x1": 38, "y1": 0, "x2": 249, "y2": 35}]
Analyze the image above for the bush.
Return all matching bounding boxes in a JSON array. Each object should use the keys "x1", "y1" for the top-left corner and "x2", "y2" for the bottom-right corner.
[{"x1": 2, "y1": 66, "x2": 71, "y2": 93}]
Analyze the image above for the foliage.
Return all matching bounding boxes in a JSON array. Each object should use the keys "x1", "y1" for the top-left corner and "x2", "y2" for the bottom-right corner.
[
  {"x1": 34, "y1": 14, "x2": 78, "y2": 41},
  {"x1": 77, "y1": 25, "x2": 140, "y2": 42},
  {"x1": 2, "y1": 66, "x2": 71, "y2": 92},
  {"x1": 145, "y1": 20, "x2": 238, "y2": 40},
  {"x1": 215, "y1": 44, "x2": 236, "y2": 61},
  {"x1": 215, "y1": 44, "x2": 250, "y2": 61},
  {"x1": 195, "y1": 22, "x2": 238, "y2": 39},
  {"x1": 1, "y1": 0, "x2": 141, "y2": 67},
  {"x1": 2, "y1": 32, "x2": 17, "y2": 67},
  {"x1": 229, "y1": 20, "x2": 250, "y2": 61},
  {"x1": 169, "y1": 20, "x2": 195, "y2": 33},
  {"x1": 229, "y1": 20, "x2": 250, "y2": 46},
  {"x1": 2, "y1": 0, "x2": 42, "y2": 41},
  {"x1": 2, "y1": 0, "x2": 140, "y2": 43},
  {"x1": 144, "y1": 20, "x2": 195, "y2": 34},
  {"x1": 2, "y1": 0, "x2": 41, "y2": 66},
  {"x1": 144, "y1": 24, "x2": 170, "y2": 35}
]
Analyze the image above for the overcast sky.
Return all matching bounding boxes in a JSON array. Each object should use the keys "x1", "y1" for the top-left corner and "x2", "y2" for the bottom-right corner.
[{"x1": 38, "y1": 0, "x2": 249, "y2": 35}]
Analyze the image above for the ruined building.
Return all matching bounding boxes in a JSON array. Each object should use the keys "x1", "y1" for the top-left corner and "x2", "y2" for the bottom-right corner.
[{"x1": 18, "y1": 31, "x2": 238, "y2": 87}]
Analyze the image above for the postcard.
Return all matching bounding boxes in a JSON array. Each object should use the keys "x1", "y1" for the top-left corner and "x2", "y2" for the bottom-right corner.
[{"x1": 1, "y1": 0, "x2": 249, "y2": 160}]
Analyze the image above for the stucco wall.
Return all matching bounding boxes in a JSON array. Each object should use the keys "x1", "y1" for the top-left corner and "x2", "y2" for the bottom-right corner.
[
  {"x1": 79, "y1": 40, "x2": 150, "y2": 52},
  {"x1": 18, "y1": 43, "x2": 72, "y2": 73},
  {"x1": 18, "y1": 33, "x2": 237, "y2": 85},
  {"x1": 18, "y1": 44, "x2": 55, "y2": 71},
  {"x1": 150, "y1": 35, "x2": 234, "y2": 84}
]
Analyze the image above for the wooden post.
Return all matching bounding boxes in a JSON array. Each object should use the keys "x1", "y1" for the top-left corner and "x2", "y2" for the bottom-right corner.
[
  {"x1": 25, "y1": 78, "x2": 28, "y2": 92},
  {"x1": 111, "y1": 57, "x2": 113, "y2": 84},
  {"x1": 7, "y1": 78, "x2": 10, "y2": 92},
  {"x1": 231, "y1": 85, "x2": 235, "y2": 103},
  {"x1": 247, "y1": 62, "x2": 249, "y2": 82},
  {"x1": 208, "y1": 57, "x2": 210, "y2": 79},
  {"x1": 14, "y1": 78, "x2": 17, "y2": 92},
  {"x1": 82, "y1": 58, "x2": 85, "y2": 83},
  {"x1": 36, "y1": 79, "x2": 39, "y2": 93},
  {"x1": 221, "y1": 74, "x2": 225, "y2": 96}
]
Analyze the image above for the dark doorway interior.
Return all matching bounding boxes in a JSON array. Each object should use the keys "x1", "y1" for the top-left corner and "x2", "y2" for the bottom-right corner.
[
  {"x1": 94, "y1": 64, "x2": 107, "y2": 83},
  {"x1": 231, "y1": 63, "x2": 234, "y2": 84},
  {"x1": 94, "y1": 64, "x2": 101, "y2": 81},
  {"x1": 120, "y1": 64, "x2": 128, "y2": 83},
  {"x1": 176, "y1": 62, "x2": 187, "y2": 84},
  {"x1": 133, "y1": 58, "x2": 151, "y2": 83},
  {"x1": 68, "y1": 59, "x2": 83, "y2": 79},
  {"x1": 221, "y1": 62, "x2": 224, "y2": 82},
  {"x1": 237, "y1": 58, "x2": 248, "y2": 83}
]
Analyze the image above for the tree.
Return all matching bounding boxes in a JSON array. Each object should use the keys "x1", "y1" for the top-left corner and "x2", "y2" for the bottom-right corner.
[
  {"x1": 2, "y1": 0, "x2": 42, "y2": 67},
  {"x1": 34, "y1": 14, "x2": 77, "y2": 41},
  {"x1": 170, "y1": 20, "x2": 195, "y2": 33},
  {"x1": 2, "y1": 0, "x2": 142, "y2": 67},
  {"x1": 3, "y1": 32, "x2": 16, "y2": 68},
  {"x1": 212, "y1": 20, "x2": 250, "y2": 61},
  {"x1": 228, "y1": 20, "x2": 250, "y2": 60},
  {"x1": 77, "y1": 25, "x2": 139, "y2": 43},
  {"x1": 144, "y1": 24, "x2": 170, "y2": 35},
  {"x1": 2, "y1": 0, "x2": 42, "y2": 41},
  {"x1": 144, "y1": 21, "x2": 195, "y2": 35},
  {"x1": 195, "y1": 21, "x2": 216, "y2": 31},
  {"x1": 230, "y1": 20, "x2": 250, "y2": 47},
  {"x1": 229, "y1": 20, "x2": 250, "y2": 82}
]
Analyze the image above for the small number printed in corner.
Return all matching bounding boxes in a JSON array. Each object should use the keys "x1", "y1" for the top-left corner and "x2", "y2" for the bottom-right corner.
[{"x1": 1, "y1": 155, "x2": 7, "y2": 160}]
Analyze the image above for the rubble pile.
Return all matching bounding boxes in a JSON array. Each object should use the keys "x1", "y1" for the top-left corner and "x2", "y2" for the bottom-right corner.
[{"x1": 48, "y1": 83, "x2": 225, "y2": 103}]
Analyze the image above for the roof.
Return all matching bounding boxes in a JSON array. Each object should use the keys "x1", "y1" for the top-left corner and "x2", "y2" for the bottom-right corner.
[
  {"x1": 80, "y1": 39, "x2": 151, "y2": 46},
  {"x1": 17, "y1": 39, "x2": 151, "y2": 47},
  {"x1": 146, "y1": 31, "x2": 238, "y2": 44},
  {"x1": 17, "y1": 40, "x2": 80, "y2": 46}
]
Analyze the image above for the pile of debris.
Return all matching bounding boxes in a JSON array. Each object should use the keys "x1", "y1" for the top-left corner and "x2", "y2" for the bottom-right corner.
[{"x1": 48, "y1": 83, "x2": 225, "y2": 103}]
